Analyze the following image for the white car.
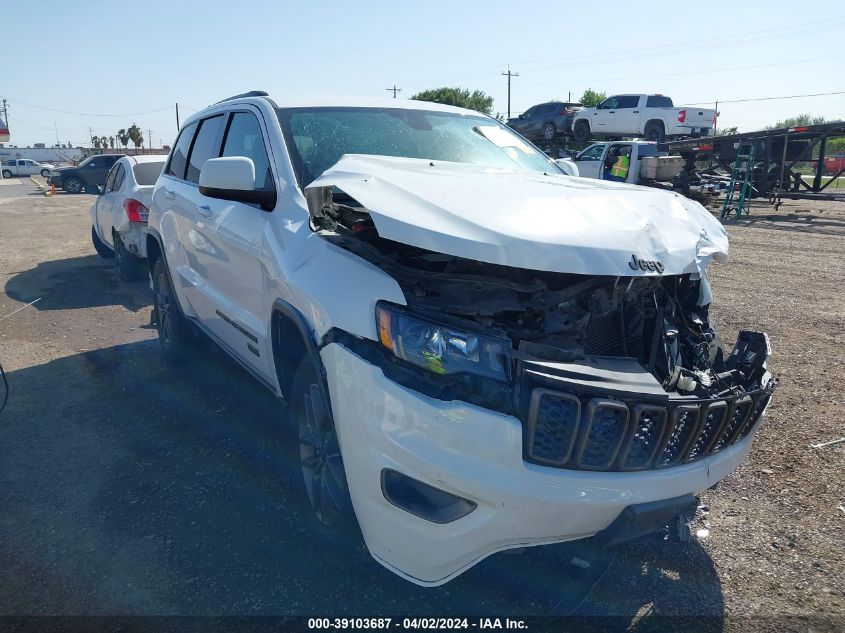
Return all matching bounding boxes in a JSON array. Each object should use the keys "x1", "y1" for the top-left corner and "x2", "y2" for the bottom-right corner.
[
  {"x1": 1, "y1": 159, "x2": 56, "y2": 178},
  {"x1": 90, "y1": 155, "x2": 165, "y2": 280},
  {"x1": 146, "y1": 91, "x2": 775, "y2": 587},
  {"x1": 572, "y1": 94, "x2": 716, "y2": 142}
]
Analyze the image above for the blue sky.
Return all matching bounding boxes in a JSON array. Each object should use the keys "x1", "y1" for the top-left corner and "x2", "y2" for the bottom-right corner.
[{"x1": 3, "y1": 0, "x2": 844, "y2": 147}]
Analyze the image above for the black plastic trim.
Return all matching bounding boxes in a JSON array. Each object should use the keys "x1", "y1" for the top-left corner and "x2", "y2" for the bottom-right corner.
[{"x1": 381, "y1": 469, "x2": 477, "y2": 524}]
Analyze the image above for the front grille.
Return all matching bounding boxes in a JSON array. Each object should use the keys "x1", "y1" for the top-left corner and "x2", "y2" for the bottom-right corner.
[{"x1": 525, "y1": 388, "x2": 773, "y2": 472}]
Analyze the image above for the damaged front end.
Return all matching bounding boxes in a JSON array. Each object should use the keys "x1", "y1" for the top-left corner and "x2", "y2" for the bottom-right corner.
[{"x1": 309, "y1": 164, "x2": 775, "y2": 474}]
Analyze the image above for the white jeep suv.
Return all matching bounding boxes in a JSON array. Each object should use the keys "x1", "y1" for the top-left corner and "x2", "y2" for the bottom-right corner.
[{"x1": 147, "y1": 91, "x2": 775, "y2": 587}]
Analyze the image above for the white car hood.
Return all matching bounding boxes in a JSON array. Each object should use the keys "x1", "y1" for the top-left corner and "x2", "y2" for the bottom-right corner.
[{"x1": 305, "y1": 155, "x2": 729, "y2": 276}]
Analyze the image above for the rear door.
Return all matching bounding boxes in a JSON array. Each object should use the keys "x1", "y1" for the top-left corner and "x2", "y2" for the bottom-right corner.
[
  {"x1": 95, "y1": 162, "x2": 123, "y2": 247},
  {"x1": 192, "y1": 108, "x2": 278, "y2": 378},
  {"x1": 611, "y1": 96, "x2": 642, "y2": 135}
]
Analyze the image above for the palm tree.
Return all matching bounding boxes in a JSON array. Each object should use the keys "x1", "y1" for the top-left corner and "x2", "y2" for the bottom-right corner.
[
  {"x1": 92, "y1": 136, "x2": 101, "y2": 149},
  {"x1": 108, "y1": 136, "x2": 115, "y2": 149},
  {"x1": 127, "y1": 124, "x2": 143, "y2": 149},
  {"x1": 117, "y1": 129, "x2": 130, "y2": 149}
]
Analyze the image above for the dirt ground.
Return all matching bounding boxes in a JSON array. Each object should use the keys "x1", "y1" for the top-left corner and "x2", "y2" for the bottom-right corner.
[{"x1": 0, "y1": 181, "x2": 842, "y2": 630}]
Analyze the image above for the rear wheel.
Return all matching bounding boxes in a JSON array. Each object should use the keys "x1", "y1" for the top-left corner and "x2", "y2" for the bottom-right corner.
[
  {"x1": 65, "y1": 177, "x2": 83, "y2": 194},
  {"x1": 644, "y1": 121, "x2": 665, "y2": 142},
  {"x1": 91, "y1": 225, "x2": 114, "y2": 259},
  {"x1": 152, "y1": 258, "x2": 192, "y2": 365},
  {"x1": 573, "y1": 120, "x2": 590, "y2": 143},
  {"x1": 114, "y1": 232, "x2": 146, "y2": 281}
]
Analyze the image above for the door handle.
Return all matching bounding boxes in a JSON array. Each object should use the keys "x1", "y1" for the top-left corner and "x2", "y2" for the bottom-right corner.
[
  {"x1": 609, "y1": 110, "x2": 616, "y2": 113},
  {"x1": 197, "y1": 204, "x2": 212, "y2": 218},
  {"x1": 164, "y1": 189, "x2": 175, "y2": 201},
  {"x1": 633, "y1": 110, "x2": 639, "y2": 113}
]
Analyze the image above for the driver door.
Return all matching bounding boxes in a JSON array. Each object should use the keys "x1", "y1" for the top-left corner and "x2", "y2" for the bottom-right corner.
[
  {"x1": 574, "y1": 144, "x2": 607, "y2": 179},
  {"x1": 592, "y1": 97, "x2": 618, "y2": 134}
]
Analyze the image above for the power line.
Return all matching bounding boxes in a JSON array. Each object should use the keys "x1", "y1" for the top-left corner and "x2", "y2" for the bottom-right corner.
[
  {"x1": 688, "y1": 90, "x2": 845, "y2": 105},
  {"x1": 6, "y1": 98, "x2": 175, "y2": 117}
]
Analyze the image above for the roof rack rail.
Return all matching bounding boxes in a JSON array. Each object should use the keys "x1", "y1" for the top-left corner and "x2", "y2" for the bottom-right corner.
[{"x1": 213, "y1": 90, "x2": 269, "y2": 105}]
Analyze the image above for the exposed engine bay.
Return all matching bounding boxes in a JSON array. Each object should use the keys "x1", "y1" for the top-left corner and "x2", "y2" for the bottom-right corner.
[{"x1": 315, "y1": 193, "x2": 771, "y2": 400}]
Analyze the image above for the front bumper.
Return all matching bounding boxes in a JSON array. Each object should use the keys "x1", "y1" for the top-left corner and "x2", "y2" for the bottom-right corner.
[{"x1": 321, "y1": 342, "x2": 760, "y2": 586}]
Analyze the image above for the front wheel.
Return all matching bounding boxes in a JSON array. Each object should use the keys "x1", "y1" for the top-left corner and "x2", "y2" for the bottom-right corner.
[
  {"x1": 541, "y1": 122, "x2": 556, "y2": 142},
  {"x1": 290, "y1": 355, "x2": 358, "y2": 541},
  {"x1": 1, "y1": 169, "x2": 11, "y2": 179},
  {"x1": 65, "y1": 177, "x2": 84, "y2": 194},
  {"x1": 114, "y1": 232, "x2": 146, "y2": 281},
  {"x1": 573, "y1": 120, "x2": 590, "y2": 143},
  {"x1": 41, "y1": 169, "x2": 51, "y2": 178}
]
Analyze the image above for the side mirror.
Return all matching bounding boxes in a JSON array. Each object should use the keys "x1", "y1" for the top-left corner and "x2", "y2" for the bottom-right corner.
[
  {"x1": 199, "y1": 157, "x2": 275, "y2": 211},
  {"x1": 97, "y1": 185, "x2": 104, "y2": 194},
  {"x1": 554, "y1": 159, "x2": 579, "y2": 177}
]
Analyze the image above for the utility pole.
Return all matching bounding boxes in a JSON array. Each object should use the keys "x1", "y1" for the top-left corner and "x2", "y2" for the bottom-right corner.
[
  {"x1": 386, "y1": 85, "x2": 402, "y2": 98},
  {"x1": 89, "y1": 127, "x2": 94, "y2": 147},
  {"x1": 54, "y1": 122, "x2": 59, "y2": 146},
  {"x1": 501, "y1": 65, "x2": 519, "y2": 119},
  {"x1": 148, "y1": 129, "x2": 152, "y2": 152},
  {"x1": 175, "y1": 103, "x2": 180, "y2": 130}
]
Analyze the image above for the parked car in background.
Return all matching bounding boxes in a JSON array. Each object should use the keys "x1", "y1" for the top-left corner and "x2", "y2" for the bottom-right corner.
[
  {"x1": 572, "y1": 94, "x2": 716, "y2": 142},
  {"x1": 1, "y1": 159, "x2": 55, "y2": 178},
  {"x1": 823, "y1": 152, "x2": 845, "y2": 175},
  {"x1": 145, "y1": 91, "x2": 775, "y2": 588},
  {"x1": 507, "y1": 101, "x2": 582, "y2": 142},
  {"x1": 49, "y1": 154, "x2": 124, "y2": 193},
  {"x1": 90, "y1": 155, "x2": 165, "y2": 280}
]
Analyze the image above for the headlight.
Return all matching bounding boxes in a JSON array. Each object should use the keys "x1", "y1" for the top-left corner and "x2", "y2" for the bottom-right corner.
[{"x1": 376, "y1": 302, "x2": 511, "y2": 381}]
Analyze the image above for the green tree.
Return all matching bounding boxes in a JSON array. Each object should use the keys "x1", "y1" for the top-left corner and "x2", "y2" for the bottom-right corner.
[
  {"x1": 127, "y1": 124, "x2": 143, "y2": 149},
  {"x1": 718, "y1": 126, "x2": 739, "y2": 136},
  {"x1": 765, "y1": 113, "x2": 827, "y2": 130},
  {"x1": 108, "y1": 136, "x2": 115, "y2": 149},
  {"x1": 91, "y1": 136, "x2": 101, "y2": 149},
  {"x1": 117, "y1": 129, "x2": 130, "y2": 149},
  {"x1": 410, "y1": 87, "x2": 494, "y2": 115},
  {"x1": 579, "y1": 88, "x2": 607, "y2": 107}
]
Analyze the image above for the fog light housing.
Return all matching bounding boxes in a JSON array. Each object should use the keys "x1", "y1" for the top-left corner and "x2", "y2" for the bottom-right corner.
[{"x1": 381, "y1": 469, "x2": 477, "y2": 524}]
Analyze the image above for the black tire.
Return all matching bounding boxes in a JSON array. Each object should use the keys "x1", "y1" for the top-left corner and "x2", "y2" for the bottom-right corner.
[
  {"x1": 152, "y1": 258, "x2": 192, "y2": 365},
  {"x1": 289, "y1": 355, "x2": 359, "y2": 551},
  {"x1": 65, "y1": 177, "x2": 84, "y2": 194},
  {"x1": 91, "y1": 225, "x2": 114, "y2": 259},
  {"x1": 1, "y1": 169, "x2": 11, "y2": 179},
  {"x1": 40, "y1": 169, "x2": 51, "y2": 178},
  {"x1": 573, "y1": 120, "x2": 590, "y2": 143},
  {"x1": 644, "y1": 121, "x2": 665, "y2": 142},
  {"x1": 541, "y1": 122, "x2": 556, "y2": 142},
  {"x1": 114, "y1": 232, "x2": 146, "y2": 281}
]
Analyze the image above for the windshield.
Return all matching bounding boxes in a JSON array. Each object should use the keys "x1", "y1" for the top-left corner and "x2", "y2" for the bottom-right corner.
[{"x1": 276, "y1": 107, "x2": 558, "y2": 187}]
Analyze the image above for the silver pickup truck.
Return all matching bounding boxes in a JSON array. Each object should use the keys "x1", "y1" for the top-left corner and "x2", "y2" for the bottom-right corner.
[{"x1": 1, "y1": 159, "x2": 55, "y2": 178}]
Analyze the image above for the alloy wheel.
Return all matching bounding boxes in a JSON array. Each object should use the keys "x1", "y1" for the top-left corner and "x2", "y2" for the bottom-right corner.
[{"x1": 298, "y1": 383, "x2": 345, "y2": 526}]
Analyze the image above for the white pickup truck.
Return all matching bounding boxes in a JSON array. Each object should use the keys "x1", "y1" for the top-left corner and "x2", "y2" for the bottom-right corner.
[
  {"x1": 1, "y1": 158, "x2": 56, "y2": 178},
  {"x1": 573, "y1": 141, "x2": 685, "y2": 185},
  {"x1": 572, "y1": 94, "x2": 716, "y2": 142}
]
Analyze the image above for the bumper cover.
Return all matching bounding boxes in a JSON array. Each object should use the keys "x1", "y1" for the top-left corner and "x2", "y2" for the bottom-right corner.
[{"x1": 321, "y1": 343, "x2": 759, "y2": 586}]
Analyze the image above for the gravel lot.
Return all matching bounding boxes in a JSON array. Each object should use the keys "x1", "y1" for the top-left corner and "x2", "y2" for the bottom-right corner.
[{"x1": 0, "y1": 182, "x2": 842, "y2": 630}]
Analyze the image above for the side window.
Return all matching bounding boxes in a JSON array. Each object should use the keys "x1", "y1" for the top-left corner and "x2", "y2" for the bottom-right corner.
[
  {"x1": 166, "y1": 121, "x2": 198, "y2": 179},
  {"x1": 221, "y1": 112, "x2": 273, "y2": 190},
  {"x1": 601, "y1": 97, "x2": 618, "y2": 109},
  {"x1": 185, "y1": 115, "x2": 225, "y2": 184},
  {"x1": 579, "y1": 145, "x2": 605, "y2": 161},
  {"x1": 646, "y1": 95, "x2": 673, "y2": 108},
  {"x1": 522, "y1": 107, "x2": 536, "y2": 118},
  {"x1": 113, "y1": 163, "x2": 126, "y2": 190},
  {"x1": 104, "y1": 165, "x2": 119, "y2": 192},
  {"x1": 617, "y1": 96, "x2": 640, "y2": 109}
]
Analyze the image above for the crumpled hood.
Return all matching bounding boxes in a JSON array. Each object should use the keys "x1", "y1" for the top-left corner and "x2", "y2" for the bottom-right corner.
[{"x1": 305, "y1": 155, "x2": 729, "y2": 276}]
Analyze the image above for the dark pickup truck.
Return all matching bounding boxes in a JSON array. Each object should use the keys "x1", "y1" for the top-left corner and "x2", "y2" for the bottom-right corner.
[{"x1": 49, "y1": 154, "x2": 124, "y2": 193}]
